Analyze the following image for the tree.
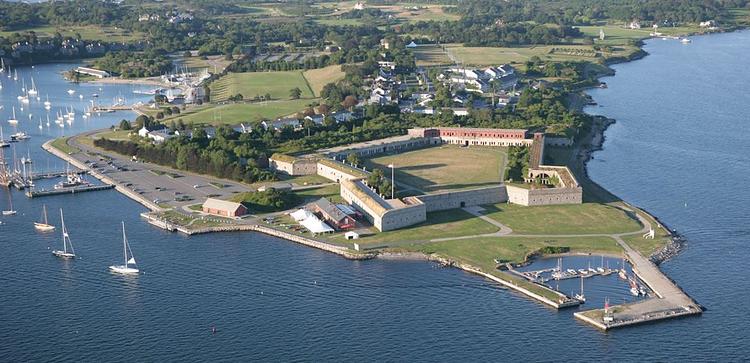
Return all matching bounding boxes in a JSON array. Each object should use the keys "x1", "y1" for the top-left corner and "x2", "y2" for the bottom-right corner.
[
  {"x1": 119, "y1": 119, "x2": 132, "y2": 130},
  {"x1": 154, "y1": 94, "x2": 167, "y2": 104},
  {"x1": 289, "y1": 87, "x2": 302, "y2": 99},
  {"x1": 318, "y1": 104, "x2": 330, "y2": 115},
  {"x1": 155, "y1": 111, "x2": 164, "y2": 119},
  {"x1": 346, "y1": 152, "x2": 360, "y2": 166},
  {"x1": 342, "y1": 95, "x2": 358, "y2": 110}
]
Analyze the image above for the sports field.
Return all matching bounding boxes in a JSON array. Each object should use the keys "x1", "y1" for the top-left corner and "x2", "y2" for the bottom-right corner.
[
  {"x1": 0, "y1": 25, "x2": 143, "y2": 42},
  {"x1": 210, "y1": 71, "x2": 315, "y2": 102},
  {"x1": 368, "y1": 145, "x2": 506, "y2": 193}
]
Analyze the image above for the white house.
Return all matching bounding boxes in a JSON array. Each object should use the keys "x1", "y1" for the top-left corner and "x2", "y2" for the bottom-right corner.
[
  {"x1": 147, "y1": 129, "x2": 174, "y2": 143},
  {"x1": 138, "y1": 126, "x2": 150, "y2": 138}
]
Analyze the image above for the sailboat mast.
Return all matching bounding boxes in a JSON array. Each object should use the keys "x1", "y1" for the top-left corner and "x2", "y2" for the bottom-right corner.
[
  {"x1": 122, "y1": 222, "x2": 128, "y2": 266},
  {"x1": 43, "y1": 205, "x2": 48, "y2": 224},
  {"x1": 60, "y1": 209, "x2": 66, "y2": 253}
]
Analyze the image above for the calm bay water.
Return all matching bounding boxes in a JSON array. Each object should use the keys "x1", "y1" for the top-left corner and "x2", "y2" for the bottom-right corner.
[{"x1": 1, "y1": 31, "x2": 749, "y2": 361}]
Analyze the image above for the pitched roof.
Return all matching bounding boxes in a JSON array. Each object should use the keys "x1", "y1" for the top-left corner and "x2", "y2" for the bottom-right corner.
[
  {"x1": 202, "y1": 198, "x2": 245, "y2": 213},
  {"x1": 312, "y1": 197, "x2": 348, "y2": 222}
]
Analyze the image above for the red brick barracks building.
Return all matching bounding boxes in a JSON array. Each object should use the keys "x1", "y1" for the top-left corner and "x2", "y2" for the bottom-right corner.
[{"x1": 408, "y1": 127, "x2": 533, "y2": 147}]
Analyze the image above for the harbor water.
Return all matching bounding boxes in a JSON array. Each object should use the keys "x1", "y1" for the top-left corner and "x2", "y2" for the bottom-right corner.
[{"x1": 1, "y1": 30, "x2": 750, "y2": 360}]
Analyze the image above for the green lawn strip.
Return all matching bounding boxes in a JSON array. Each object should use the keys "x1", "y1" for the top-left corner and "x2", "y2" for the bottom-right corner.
[
  {"x1": 326, "y1": 209, "x2": 500, "y2": 246},
  {"x1": 49, "y1": 137, "x2": 79, "y2": 154},
  {"x1": 484, "y1": 203, "x2": 642, "y2": 235}
]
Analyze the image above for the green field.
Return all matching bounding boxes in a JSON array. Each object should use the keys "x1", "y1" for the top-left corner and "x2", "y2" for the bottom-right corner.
[
  {"x1": 302, "y1": 65, "x2": 346, "y2": 97},
  {"x1": 408, "y1": 235, "x2": 622, "y2": 265},
  {"x1": 210, "y1": 71, "x2": 315, "y2": 102},
  {"x1": 367, "y1": 145, "x2": 506, "y2": 193},
  {"x1": 575, "y1": 25, "x2": 651, "y2": 45},
  {"x1": 442, "y1": 44, "x2": 639, "y2": 66},
  {"x1": 93, "y1": 130, "x2": 132, "y2": 141},
  {"x1": 327, "y1": 209, "x2": 499, "y2": 246},
  {"x1": 0, "y1": 25, "x2": 142, "y2": 42},
  {"x1": 484, "y1": 203, "x2": 642, "y2": 235},
  {"x1": 161, "y1": 99, "x2": 313, "y2": 126}
]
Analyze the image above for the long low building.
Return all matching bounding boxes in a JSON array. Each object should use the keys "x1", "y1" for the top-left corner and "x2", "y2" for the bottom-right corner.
[
  {"x1": 202, "y1": 198, "x2": 248, "y2": 217},
  {"x1": 408, "y1": 127, "x2": 533, "y2": 147}
]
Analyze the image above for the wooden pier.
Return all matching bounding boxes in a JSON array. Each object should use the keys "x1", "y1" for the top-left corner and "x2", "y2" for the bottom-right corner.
[{"x1": 25, "y1": 184, "x2": 115, "y2": 198}]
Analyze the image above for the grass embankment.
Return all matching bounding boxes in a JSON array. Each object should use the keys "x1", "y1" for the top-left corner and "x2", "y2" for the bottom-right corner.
[
  {"x1": 93, "y1": 130, "x2": 132, "y2": 141},
  {"x1": 210, "y1": 71, "x2": 315, "y2": 101},
  {"x1": 367, "y1": 145, "x2": 506, "y2": 193},
  {"x1": 159, "y1": 99, "x2": 313, "y2": 126},
  {"x1": 49, "y1": 137, "x2": 79, "y2": 154},
  {"x1": 484, "y1": 203, "x2": 642, "y2": 235},
  {"x1": 326, "y1": 209, "x2": 499, "y2": 246},
  {"x1": 621, "y1": 210, "x2": 673, "y2": 257}
]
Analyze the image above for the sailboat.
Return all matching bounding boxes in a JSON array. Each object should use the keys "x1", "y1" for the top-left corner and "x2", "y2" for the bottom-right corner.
[
  {"x1": 13, "y1": 69, "x2": 18, "y2": 81},
  {"x1": 28, "y1": 77, "x2": 38, "y2": 96},
  {"x1": 38, "y1": 117, "x2": 43, "y2": 131},
  {"x1": 0, "y1": 126, "x2": 9, "y2": 148},
  {"x1": 8, "y1": 106, "x2": 18, "y2": 125},
  {"x1": 573, "y1": 275, "x2": 586, "y2": 302},
  {"x1": 34, "y1": 205, "x2": 55, "y2": 231},
  {"x1": 109, "y1": 222, "x2": 139, "y2": 274},
  {"x1": 52, "y1": 209, "x2": 75, "y2": 258},
  {"x1": 2, "y1": 190, "x2": 17, "y2": 216},
  {"x1": 46, "y1": 114, "x2": 50, "y2": 128},
  {"x1": 44, "y1": 94, "x2": 51, "y2": 109},
  {"x1": 0, "y1": 58, "x2": 4, "y2": 72}
]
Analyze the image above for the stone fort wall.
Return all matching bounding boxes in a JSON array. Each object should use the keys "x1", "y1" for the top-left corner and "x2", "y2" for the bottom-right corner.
[
  {"x1": 506, "y1": 185, "x2": 583, "y2": 206},
  {"x1": 415, "y1": 186, "x2": 508, "y2": 212}
]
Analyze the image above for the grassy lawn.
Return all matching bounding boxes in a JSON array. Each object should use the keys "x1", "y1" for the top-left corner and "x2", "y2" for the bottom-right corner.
[
  {"x1": 413, "y1": 45, "x2": 453, "y2": 66},
  {"x1": 0, "y1": 25, "x2": 143, "y2": 42},
  {"x1": 210, "y1": 71, "x2": 314, "y2": 102},
  {"x1": 327, "y1": 209, "x2": 499, "y2": 246},
  {"x1": 440, "y1": 44, "x2": 640, "y2": 66},
  {"x1": 292, "y1": 184, "x2": 342, "y2": 203},
  {"x1": 367, "y1": 145, "x2": 506, "y2": 193},
  {"x1": 93, "y1": 130, "x2": 132, "y2": 141},
  {"x1": 621, "y1": 211, "x2": 672, "y2": 257},
  {"x1": 406, "y1": 235, "x2": 622, "y2": 266},
  {"x1": 302, "y1": 65, "x2": 346, "y2": 97},
  {"x1": 483, "y1": 203, "x2": 642, "y2": 235},
  {"x1": 575, "y1": 25, "x2": 651, "y2": 45},
  {"x1": 49, "y1": 137, "x2": 79, "y2": 154},
  {"x1": 161, "y1": 99, "x2": 314, "y2": 126}
]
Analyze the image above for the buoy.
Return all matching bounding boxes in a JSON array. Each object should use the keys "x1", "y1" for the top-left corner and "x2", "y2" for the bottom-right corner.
[{"x1": 211, "y1": 326, "x2": 217, "y2": 334}]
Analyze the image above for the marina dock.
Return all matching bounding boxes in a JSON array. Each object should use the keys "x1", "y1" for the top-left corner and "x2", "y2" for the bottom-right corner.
[
  {"x1": 25, "y1": 184, "x2": 115, "y2": 198},
  {"x1": 574, "y1": 235, "x2": 702, "y2": 330}
]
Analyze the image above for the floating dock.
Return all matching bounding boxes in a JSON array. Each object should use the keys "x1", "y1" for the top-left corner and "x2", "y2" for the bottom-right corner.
[{"x1": 25, "y1": 184, "x2": 115, "y2": 198}]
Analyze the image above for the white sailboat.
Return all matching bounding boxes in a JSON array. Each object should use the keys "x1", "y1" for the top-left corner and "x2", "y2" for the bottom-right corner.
[
  {"x1": 52, "y1": 209, "x2": 75, "y2": 258},
  {"x1": 28, "y1": 77, "x2": 38, "y2": 96},
  {"x1": 13, "y1": 69, "x2": 18, "y2": 81},
  {"x1": 8, "y1": 107, "x2": 18, "y2": 125},
  {"x1": 2, "y1": 190, "x2": 16, "y2": 216},
  {"x1": 0, "y1": 58, "x2": 4, "y2": 72},
  {"x1": 0, "y1": 126, "x2": 9, "y2": 148},
  {"x1": 46, "y1": 114, "x2": 50, "y2": 127},
  {"x1": 34, "y1": 205, "x2": 55, "y2": 231},
  {"x1": 109, "y1": 222, "x2": 139, "y2": 274},
  {"x1": 574, "y1": 275, "x2": 586, "y2": 302},
  {"x1": 38, "y1": 117, "x2": 43, "y2": 130},
  {"x1": 67, "y1": 89, "x2": 75, "y2": 95},
  {"x1": 44, "y1": 94, "x2": 52, "y2": 109}
]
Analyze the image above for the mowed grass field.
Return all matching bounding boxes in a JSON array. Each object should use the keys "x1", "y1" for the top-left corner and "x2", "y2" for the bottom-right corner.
[
  {"x1": 0, "y1": 25, "x2": 142, "y2": 42},
  {"x1": 408, "y1": 235, "x2": 622, "y2": 265},
  {"x1": 302, "y1": 65, "x2": 345, "y2": 96},
  {"x1": 210, "y1": 71, "x2": 314, "y2": 102},
  {"x1": 368, "y1": 145, "x2": 506, "y2": 193},
  {"x1": 419, "y1": 43, "x2": 640, "y2": 67},
  {"x1": 161, "y1": 99, "x2": 313, "y2": 126},
  {"x1": 483, "y1": 203, "x2": 643, "y2": 235},
  {"x1": 575, "y1": 25, "x2": 652, "y2": 45}
]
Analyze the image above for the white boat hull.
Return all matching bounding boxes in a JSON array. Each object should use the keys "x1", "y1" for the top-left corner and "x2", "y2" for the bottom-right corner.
[
  {"x1": 2, "y1": 210, "x2": 17, "y2": 216},
  {"x1": 109, "y1": 265, "x2": 139, "y2": 274},
  {"x1": 35, "y1": 223, "x2": 56, "y2": 231},
  {"x1": 52, "y1": 250, "x2": 75, "y2": 259}
]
